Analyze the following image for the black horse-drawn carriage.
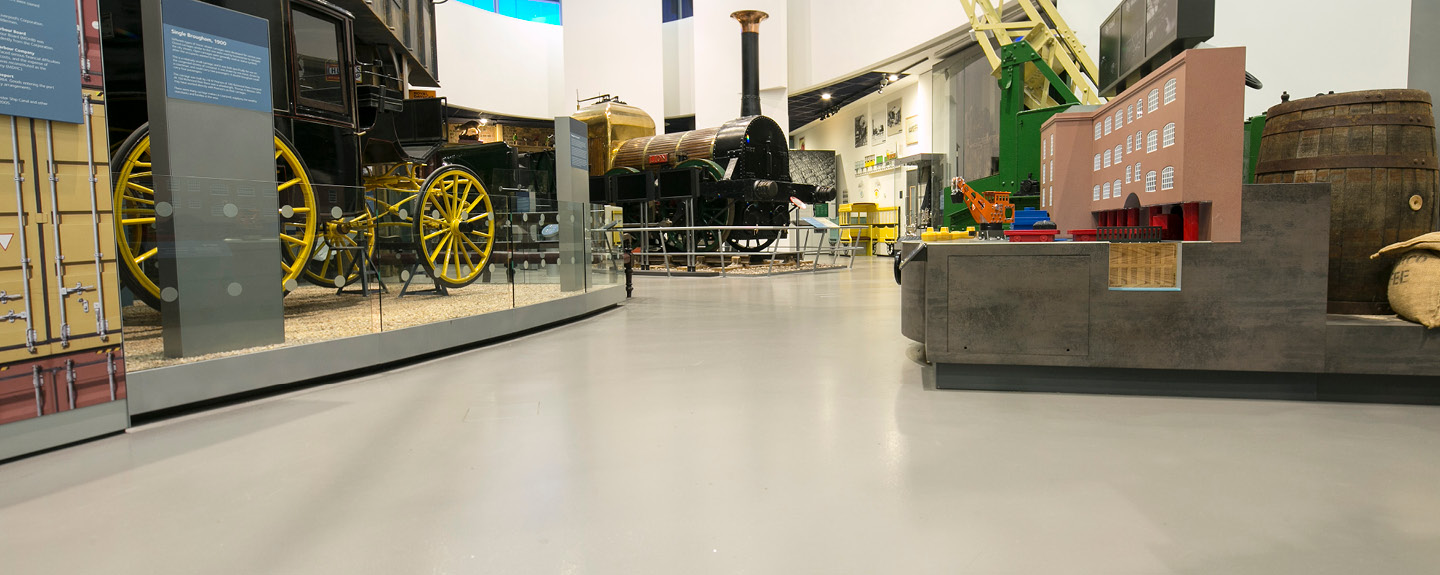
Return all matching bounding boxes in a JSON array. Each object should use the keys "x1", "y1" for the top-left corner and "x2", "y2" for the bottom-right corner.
[{"x1": 100, "y1": 0, "x2": 524, "y2": 308}]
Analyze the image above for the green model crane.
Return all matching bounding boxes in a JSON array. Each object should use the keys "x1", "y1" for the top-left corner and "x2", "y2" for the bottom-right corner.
[{"x1": 946, "y1": 0, "x2": 1103, "y2": 230}]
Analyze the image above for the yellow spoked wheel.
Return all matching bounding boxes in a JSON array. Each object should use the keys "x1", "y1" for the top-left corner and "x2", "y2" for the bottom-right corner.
[
  {"x1": 297, "y1": 203, "x2": 377, "y2": 288},
  {"x1": 414, "y1": 165, "x2": 494, "y2": 289},
  {"x1": 112, "y1": 124, "x2": 317, "y2": 308}
]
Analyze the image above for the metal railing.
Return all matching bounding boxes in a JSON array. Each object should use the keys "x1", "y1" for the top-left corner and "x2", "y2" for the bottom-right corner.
[{"x1": 593, "y1": 223, "x2": 870, "y2": 277}]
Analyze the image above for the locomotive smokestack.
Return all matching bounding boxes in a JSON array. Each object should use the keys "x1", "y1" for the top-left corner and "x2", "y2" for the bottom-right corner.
[{"x1": 732, "y1": 10, "x2": 768, "y2": 117}]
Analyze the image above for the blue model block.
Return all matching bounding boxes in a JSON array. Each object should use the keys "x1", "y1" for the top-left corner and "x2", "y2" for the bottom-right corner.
[{"x1": 1011, "y1": 208, "x2": 1051, "y2": 231}]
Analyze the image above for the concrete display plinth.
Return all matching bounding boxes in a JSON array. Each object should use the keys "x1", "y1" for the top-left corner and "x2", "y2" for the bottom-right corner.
[{"x1": 902, "y1": 183, "x2": 1440, "y2": 403}]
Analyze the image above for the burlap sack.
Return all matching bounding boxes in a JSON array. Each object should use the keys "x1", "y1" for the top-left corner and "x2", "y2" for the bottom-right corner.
[{"x1": 1372, "y1": 232, "x2": 1440, "y2": 328}]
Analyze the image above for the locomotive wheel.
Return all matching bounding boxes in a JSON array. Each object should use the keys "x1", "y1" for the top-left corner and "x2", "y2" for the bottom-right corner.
[
  {"x1": 660, "y1": 198, "x2": 728, "y2": 253},
  {"x1": 413, "y1": 166, "x2": 494, "y2": 289},
  {"x1": 677, "y1": 159, "x2": 724, "y2": 182},
  {"x1": 658, "y1": 160, "x2": 729, "y2": 253},
  {"x1": 112, "y1": 125, "x2": 317, "y2": 309},
  {"x1": 297, "y1": 203, "x2": 377, "y2": 288},
  {"x1": 726, "y1": 202, "x2": 789, "y2": 252}
]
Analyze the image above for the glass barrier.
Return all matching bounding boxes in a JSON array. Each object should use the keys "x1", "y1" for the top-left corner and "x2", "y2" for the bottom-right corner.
[
  {"x1": 115, "y1": 177, "x2": 383, "y2": 371},
  {"x1": 588, "y1": 203, "x2": 624, "y2": 290},
  {"x1": 116, "y1": 172, "x2": 619, "y2": 372}
]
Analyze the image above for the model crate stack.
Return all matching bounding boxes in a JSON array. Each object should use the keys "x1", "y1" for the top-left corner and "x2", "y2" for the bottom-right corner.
[{"x1": 0, "y1": 91, "x2": 126, "y2": 427}]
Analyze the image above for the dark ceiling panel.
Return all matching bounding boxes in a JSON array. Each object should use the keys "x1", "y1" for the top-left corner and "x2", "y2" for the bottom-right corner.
[{"x1": 787, "y1": 72, "x2": 893, "y2": 131}]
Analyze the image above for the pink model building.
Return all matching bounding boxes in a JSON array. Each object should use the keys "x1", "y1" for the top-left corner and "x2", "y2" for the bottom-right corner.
[{"x1": 1039, "y1": 47, "x2": 1246, "y2": 241}]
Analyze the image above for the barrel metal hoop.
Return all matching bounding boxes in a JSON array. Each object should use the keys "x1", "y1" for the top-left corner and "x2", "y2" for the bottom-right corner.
[
  {"x1": 1265, "y1": 89, "x2": 1433, "y2": 116},
  {"x1": 1262, "y1": 113, "x2": 1436, "y2": 136},
  {"x1": 1255, "y1": 154, "x2": 1439, "y2": 174}
]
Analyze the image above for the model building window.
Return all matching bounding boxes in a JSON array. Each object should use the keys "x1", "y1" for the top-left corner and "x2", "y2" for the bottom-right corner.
[
  {"x1": 1103, "y1": 181, "x2": 1111, "y2": 199},
  {"x1": 1135, "y1": 99, "x2": 1143, "y2": 119},
  {"x1": 1115, "y1": 110, "x2": 1124, "y2": 129},
  {"x1": 1126, "y1": 164, "x2": 1133, "y2": 183},
  {"x1": 1104, "y1": 149, "x2": 1111, "y2": 167},
  {"x1": 1094, "y1": 154, "x2": 1101, "y2": 171},
  {"x1": 1163, "y1": 122, "x2": 1176, "y2": 147},
  {"x1": 1146, "y1": 170, "x2": 1157, "y2": 192},
  {"x1": 1104, "y1": 117, "x2": 1112, "y2": 135},
  {"x1": 1050, "y1": 133, "x2": 1055, "y2": 152},
  {"x1": 1041, "y1": 163, "x2": 1046, "y2": 183},
  {"x1": 1147, "y1": 130, "x2": 1158, "y2": 153},
  {"x1": 1161, "y1": 166, "x2": 1175, "y2": 189},
  {"x1": 1127, "y1": 104, "x2": 1134, "y2": 124},
  {"x1": 1040, "y1": 138, "x2": 1046, "y2": 158},
  {"x1": 1094, "y1": 185, "x2": 1101, "y2": 201},
  {"x1": 1148, "y1": 89, "x2": 1159, "y2": 112},
  {"x1": 1114, "y1": 144, "x2": 1122, "y2": 164},
  {"x1": 1094, "y1": 123, "x2": 1102, "y2": 140},
  {"x1": 1127, "y1": 134, "x2": 1133, "y2": 154},
  {"x1": 1050, "y1": 161, "x2": 1054, "y2": 184},
  {"x1": 1115, "y1": 179, "x2": 1122, "y2": 197},
  {"x1": 1135, "y1": 162, "x2": 1141, "y2": 179},
  {"x1": 1165, "y1": 78, "x2": 1178, "y2": 104}
]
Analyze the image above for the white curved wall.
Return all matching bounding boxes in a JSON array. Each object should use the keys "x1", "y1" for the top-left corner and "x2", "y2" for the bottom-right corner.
[
  {"x1": 432, "y1": 2, "x2": 562, "y2": 119},
  {"x1": 787, "y1": 0, "x2": 967, "y2": 93},
  {"x1": 1060, "y1": 0, "x2": 1413, "y2": 118},
  {"x1": 563, "y1": 0, "x2": 666, "y2": 124}
]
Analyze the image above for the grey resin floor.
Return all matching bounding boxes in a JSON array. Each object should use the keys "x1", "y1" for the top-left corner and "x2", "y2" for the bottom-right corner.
[{"x1": 3, "y1": 259, "x2": 1440, "y2": 574}]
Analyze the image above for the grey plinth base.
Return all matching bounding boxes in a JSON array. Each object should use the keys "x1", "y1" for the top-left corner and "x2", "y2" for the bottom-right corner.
[
  {"x1": 127, "y1": 286, "x2": 625, "y2": 416},
  {"x1": 0, "y1": 402, "x2": 129, "y2": 462},
  {"x1": 907, "y1": 183, "x2": 1440, "y2": 405},
  {"x1": 935, "y1": 363, "x2": 1440, "y2": 405}
]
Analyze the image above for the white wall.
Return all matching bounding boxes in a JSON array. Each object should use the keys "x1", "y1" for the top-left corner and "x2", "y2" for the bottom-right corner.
[
  {"x1": 562, "y1": 1, "x2": 666, "y2": 123},
  {"x1": 663, "y1": 19, "x2": 696, "y2": 119},
  {"x1": 693, "y1": 0, "x2": 789, "y2": 130},
  {"x1": 1060, "y1": 0, "x2": 1413, "y2": 118},
  {"x1": 790, "y1": 72, "x2": 933, "y2": 206},
  {"x1": 786, "y1": 0, "x2": 967, "y2": 93},
  {"x1": 432, "y1": 3, "x2": 560, "y2": 118}
]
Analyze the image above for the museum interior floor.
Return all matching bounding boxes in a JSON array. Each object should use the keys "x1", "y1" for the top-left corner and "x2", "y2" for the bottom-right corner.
[{"x1": 2, "y1": 258, "x2": 1439, "y2": 574}]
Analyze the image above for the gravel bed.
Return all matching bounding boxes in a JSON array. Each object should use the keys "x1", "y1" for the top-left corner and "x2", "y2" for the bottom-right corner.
[{"x1": 121, "y1": 281, "x2": 580, "y2": 371}]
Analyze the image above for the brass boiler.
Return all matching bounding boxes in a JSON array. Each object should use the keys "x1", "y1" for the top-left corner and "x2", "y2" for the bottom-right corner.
[{"x1": 571, "y1": 99, "x2": 656, "y2": 177}]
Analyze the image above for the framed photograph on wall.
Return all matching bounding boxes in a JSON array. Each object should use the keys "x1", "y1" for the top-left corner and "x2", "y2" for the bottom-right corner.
[
  {"x1": 887, "y1": 100, "x2": 903, "y2": 136},
  {"x1": 854, "y1": 115, "x2": 867, "y2": 147},
  {"x1": 905, "y1": 115, "x2": 920, "y2": 146},
  {"x1": 872, "y1": 112, "x2": 886, "y2": 146}
]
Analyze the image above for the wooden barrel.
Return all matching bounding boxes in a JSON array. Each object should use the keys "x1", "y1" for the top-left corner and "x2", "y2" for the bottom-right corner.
[{"x1": 1255, "y1": 89, "x2": 1438, "y2": 314}]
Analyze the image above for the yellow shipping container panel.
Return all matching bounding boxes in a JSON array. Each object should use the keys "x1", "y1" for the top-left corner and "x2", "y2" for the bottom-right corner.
[{"x1": 0, "y1": 90, "x2": 122, "y2": 366}]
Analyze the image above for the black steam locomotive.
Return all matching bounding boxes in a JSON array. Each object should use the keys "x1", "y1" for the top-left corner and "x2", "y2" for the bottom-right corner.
[{"x1": 578, "y1": 10, "x2": 835, "y2": 253}]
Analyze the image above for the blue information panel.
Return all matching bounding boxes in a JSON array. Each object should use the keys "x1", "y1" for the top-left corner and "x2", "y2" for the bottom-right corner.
[
  {"x1": 0, "y1": 0, "x2": 84, "y2": 124},
  {"x1": 161, "y1": 0, "x2": 271, "y2": 114}
]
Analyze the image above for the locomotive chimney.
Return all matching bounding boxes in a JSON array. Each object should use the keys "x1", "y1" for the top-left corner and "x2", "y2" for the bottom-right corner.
[{"x1": 731, "y1": 10, "x2": 768, "y2": 117}]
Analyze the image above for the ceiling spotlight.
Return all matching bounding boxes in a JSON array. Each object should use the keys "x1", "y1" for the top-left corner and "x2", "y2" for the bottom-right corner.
[
  {"x1": 478, "y1": 117, "x2": 489, "y2": 125},
  {"x1": 821, "y1": 92, "x2": 832, "y2": 100},
  {"x1": 888, "y1": 74, "x2": 899, "y2": 82}
]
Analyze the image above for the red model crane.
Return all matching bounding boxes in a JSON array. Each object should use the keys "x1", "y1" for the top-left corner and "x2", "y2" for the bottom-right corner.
[{"x1": 951, "y1": 177, "x2": 1016, "y2": 225}]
